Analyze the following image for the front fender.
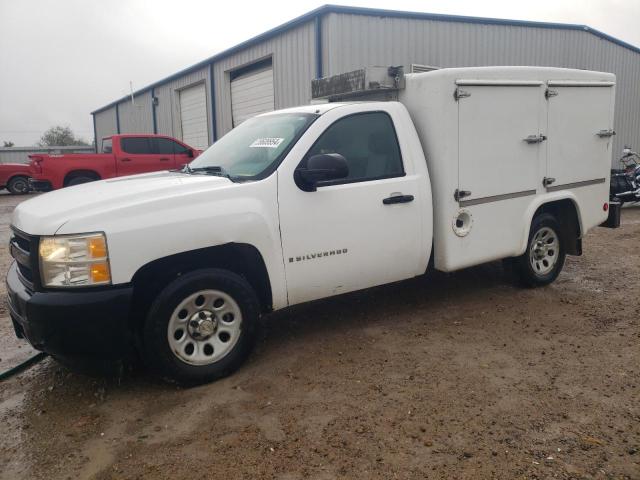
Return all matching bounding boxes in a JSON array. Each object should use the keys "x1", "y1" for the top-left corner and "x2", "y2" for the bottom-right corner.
[{"x1": 57, "y1": 175, "x2": 288, "y2": 309}]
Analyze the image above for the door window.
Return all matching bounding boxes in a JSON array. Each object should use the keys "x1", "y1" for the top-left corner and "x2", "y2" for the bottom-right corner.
[
  {"x1": 121, "y1": 137, "x2": 153, "y2": 154},
  {"x1": 304, "y1": 112, "x2": 404, "y2": 184},
  {"x1": 154, "y1": 138, "x2": 189, "y2": 154}
]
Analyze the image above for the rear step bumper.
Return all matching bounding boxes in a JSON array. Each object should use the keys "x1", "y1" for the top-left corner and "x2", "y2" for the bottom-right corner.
[{"x1": 600, "y1": 202, "x2": 621, "y2": 228}]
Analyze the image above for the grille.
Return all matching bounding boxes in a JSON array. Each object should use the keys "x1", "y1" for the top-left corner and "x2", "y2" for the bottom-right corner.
[{"x1": 10, "y1": 228, "x2": 38, "y2": 290}]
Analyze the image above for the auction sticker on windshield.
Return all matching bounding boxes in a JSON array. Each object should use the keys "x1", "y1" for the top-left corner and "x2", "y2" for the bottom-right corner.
[{"x1": 250, "y1": 138, "x2": 284, "y2": 148}]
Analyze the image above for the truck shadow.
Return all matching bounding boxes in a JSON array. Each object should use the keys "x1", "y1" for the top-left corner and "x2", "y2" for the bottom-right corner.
[
  {"x1": 11, "y1": 260, "x2": 516, "y2": 393},
  {"x1": 259, "y1": 260, "x2": 516, "y2": 354}
]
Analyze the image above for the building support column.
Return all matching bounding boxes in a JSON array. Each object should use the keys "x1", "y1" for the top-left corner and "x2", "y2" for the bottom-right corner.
[
  {"x1": 115, "y1": 103, "x2": 121, "y2": 134},
  {"x1": 92, "y1": 113, "x2": 98, "y2": 153},
  {"x1": 315, "y1": 15, "x2": 323, "y2": 79},
  {"x1": 151, "y1": 87, "x2": 158, "y2": 134},
  {"x1": 209, "y1": 62, "x2": 217, "y2": 143}
]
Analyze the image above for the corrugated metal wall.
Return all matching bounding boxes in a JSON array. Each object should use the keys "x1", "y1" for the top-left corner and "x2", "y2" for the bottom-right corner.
[
  {"x1": 213, "y1": 21, "x2": 315, "y2": 135},
  {"x1": 118, "y1": 90, "x2": 154, "y2": 134},
  {"x1": 0, "y1": 146, "x2": 94, "y2": 164},
  {"x1": 94, "y1": 108, "x2": 118, "y2": 150},
  {"x1": 323, "y1": 12, "x2": 640, "y2": 162}
]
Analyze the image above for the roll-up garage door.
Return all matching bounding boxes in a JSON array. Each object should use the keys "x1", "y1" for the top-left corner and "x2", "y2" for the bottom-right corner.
[
  {"x1": 179, "y1": 83, "x2": 209, "y2": 151},
  {"x1": 231, "y1": 65, "x2": 274, "y2": 127}
]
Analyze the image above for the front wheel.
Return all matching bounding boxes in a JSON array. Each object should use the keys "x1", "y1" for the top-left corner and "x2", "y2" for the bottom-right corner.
[
  {"x1": 141, "y1": 269, "x2": 259, "y2": 385},
  {"x1": 515, "y1": 213, "x2": 566, "y2": 287}
]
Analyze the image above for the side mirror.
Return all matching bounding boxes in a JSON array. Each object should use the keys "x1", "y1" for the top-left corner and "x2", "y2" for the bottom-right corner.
[
  {"x1": 623, "y1": 146, "x2": 631, "y2": 157},
  {"x1": 295, "y1": 153, "x2": 349, "y2": 192},
  {"x1": 186, "y1": 149, "x2": 194, "y2": 158}
]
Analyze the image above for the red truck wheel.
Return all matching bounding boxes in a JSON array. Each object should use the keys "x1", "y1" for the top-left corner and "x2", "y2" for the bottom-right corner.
[{"x1": 7, "y1": 176, "x2": 29, "y2": 195}]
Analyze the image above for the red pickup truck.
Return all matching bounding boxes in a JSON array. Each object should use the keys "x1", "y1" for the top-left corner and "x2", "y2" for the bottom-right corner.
[{"x1": 29, "y1": 134, "x2": 201, "y2": 191}]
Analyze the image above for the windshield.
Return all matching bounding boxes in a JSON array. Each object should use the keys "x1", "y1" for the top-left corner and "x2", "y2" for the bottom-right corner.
[{"x1": 188, "y1": 112, "x2": 319, "y2": 180}]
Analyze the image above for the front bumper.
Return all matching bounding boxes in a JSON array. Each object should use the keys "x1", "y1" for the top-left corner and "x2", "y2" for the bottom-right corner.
[
  {"x1": 6, "y1": 261, "x2": 134, "y2": 359},
  {"x1": 28, "y1": 179, "x2": 52, "y2": 192}
]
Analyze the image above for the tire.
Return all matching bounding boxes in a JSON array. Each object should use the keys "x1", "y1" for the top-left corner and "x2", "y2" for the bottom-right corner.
[
  {"x1": 141, "y1": 269, "x2": 260, "y2": 385},
  {"x1": 66, "y1": 176, "x2": 95, "y2": 187},
  {"x1": 7, "y1": 176, "x2": 29, "y2": 195},
  {"x1": 515, "y1": 213, "x2": 566, "y2": 287}
]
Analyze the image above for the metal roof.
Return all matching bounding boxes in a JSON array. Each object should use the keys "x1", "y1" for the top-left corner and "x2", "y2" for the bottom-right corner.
[{"x1": 91, "y1": 4, "x2": 640, "y2": 114}]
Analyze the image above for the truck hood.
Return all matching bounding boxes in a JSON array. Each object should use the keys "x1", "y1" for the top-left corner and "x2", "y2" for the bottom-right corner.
[{"x1": 12, "y1": 171, "x2": 232, "y2": 235}]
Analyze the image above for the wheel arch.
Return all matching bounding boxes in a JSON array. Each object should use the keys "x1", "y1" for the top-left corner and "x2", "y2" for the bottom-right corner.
[
  {"x1": 521, "y1": 195, "x2": 583, "y2": 256},
  {"x1": 7, "y1": 173, "x2": 29, "y2": 183},
  {"x1": 63, "y1": 169, "x2": 101, "y2": 186},
  {"x1": 130, "y1": 243, "x2": 273, "y2": 329}
]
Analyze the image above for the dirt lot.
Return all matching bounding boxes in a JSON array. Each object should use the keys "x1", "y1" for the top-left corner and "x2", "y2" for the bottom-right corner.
[{"x1": 0, "y1": 193, "x2": 638, "y2": 480}]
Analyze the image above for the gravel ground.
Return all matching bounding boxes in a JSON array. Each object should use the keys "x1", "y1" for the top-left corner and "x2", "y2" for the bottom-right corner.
[{"x1": 0, "y1": 193, "x2": 638, "y2": 480}]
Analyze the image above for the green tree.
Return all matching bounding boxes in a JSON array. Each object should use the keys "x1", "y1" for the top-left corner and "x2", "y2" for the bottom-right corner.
[
  {"x1": 38, "y1": 126, "x2": 89, "y2": 146},
  {"x1": 2, "y1": 141, "x2": 14, "y2": 147}
]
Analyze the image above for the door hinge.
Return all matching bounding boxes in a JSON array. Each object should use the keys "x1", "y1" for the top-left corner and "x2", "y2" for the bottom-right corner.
[
  {"x1": 543, "y1": 177, "x2": 556, "y2": 187},
  {"x1": 596, "y1": 129, "x2": 616, "y2": 138},
  {"x1": 454, "y1": 87, "x2": 471, "y2": 101},
  {"x1": 523, "y1": 134, "x2": 547, "y2": 144},
  {"x1": 454, "y1": 189, "x2": 472, "y2": 201},
  {"x1": 545, "y1": 88, "x2": 558, "y2": 99}
]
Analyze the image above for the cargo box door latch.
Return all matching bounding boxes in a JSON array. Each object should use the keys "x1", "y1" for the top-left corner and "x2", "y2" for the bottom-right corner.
[
  {"x1": 523, "y1": 134, "x2": 547, "y2": 144},
  {"x1": 596, "y1": 129, "x2": 616, "y2": 138},
  {"x1": 454, "y1": 189, "x2": 472, "y2": 201},
  {"x1": 454, "y1": 88, "x2": 471, "y2": 101}
]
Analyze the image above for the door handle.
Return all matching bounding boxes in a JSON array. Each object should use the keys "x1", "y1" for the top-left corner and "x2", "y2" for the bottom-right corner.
[
  {"x1": 596, "y1": 129, "x2": 615, "y2": 138},
  {"x1": 383, "y1": 194, "x2": 414, "y2": 205},
  {"x1": 523, "y1": 134, "x2": 547, "y2": 144},
  {"x1": 121, "y1": 158, "x2": 132, "y2": 162},
  {"x1": 160, "y1": 157, "x2": 170, "y2": 161}
]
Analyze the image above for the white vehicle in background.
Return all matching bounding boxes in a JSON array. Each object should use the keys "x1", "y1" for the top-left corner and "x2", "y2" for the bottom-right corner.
[{"x1": 7, "y1": 66, "x2": 617, "y2": 384}]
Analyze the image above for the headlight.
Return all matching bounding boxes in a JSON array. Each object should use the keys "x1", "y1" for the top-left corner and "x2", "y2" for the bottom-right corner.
[{"x1": 39, "y1": 233, "x2": 111, "y2": 287}]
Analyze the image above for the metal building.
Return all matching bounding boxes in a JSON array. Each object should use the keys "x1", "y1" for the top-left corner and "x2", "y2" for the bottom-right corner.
[{"x1": 92, "y1": 5, "x2": 640, "y2": 165}]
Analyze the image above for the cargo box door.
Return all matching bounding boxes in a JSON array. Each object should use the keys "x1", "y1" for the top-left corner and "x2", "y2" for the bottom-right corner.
[
  {"x1": 546, "y1": 82, "x2": 614, "y2": 188},
  {"x1": 458, "y1": 83, "x2": 544, "y2": 203}
]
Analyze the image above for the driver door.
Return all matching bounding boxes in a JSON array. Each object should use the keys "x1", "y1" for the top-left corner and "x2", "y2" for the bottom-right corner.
[
  {"x1": 277, "y1": 108, "x2": 423, "y2": 306},
  {"x1": 118, "y1": 137, "x2": 166, "y2": 175}
]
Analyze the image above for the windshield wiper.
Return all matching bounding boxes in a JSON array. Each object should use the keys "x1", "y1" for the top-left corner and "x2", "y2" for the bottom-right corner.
[{"x1": 188, "y1": 165, "x2": 232, "y2": 179}]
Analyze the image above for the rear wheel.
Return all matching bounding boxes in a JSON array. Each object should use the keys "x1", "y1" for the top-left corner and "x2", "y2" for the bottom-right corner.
[
  {"x1": 515, "y1": 213, "x2": 566, "y2": 287},
  {"x1": 141, "y1": 269, "x2": 259, "y2": 385},
  {"x1": 7, "y1": 176, "x2": 29, "y2": 195}
]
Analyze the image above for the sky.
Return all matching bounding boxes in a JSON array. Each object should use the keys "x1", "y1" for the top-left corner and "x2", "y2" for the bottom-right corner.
[{"x1": 1, "y1": 0, "x2": 639, "y2": 146}]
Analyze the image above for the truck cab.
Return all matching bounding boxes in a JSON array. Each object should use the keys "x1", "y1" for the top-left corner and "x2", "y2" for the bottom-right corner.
[
  {"x1": 29, "y1": 134, "x2": 200, "y2": 191},
  {"x1": 101, "y1": 135, "x2": 197, "y2": 175},
  {"x1": 7, "y1": 67, "x2": 615, "y2": 385}
]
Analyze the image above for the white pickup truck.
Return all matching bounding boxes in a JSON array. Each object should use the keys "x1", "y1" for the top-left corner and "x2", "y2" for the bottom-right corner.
[{"x1": 7, "y1": 66, "x2": 616, "y2": 384}]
